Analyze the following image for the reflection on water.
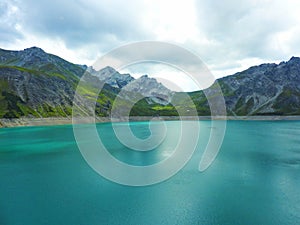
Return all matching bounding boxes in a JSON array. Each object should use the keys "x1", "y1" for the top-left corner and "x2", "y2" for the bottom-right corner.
[{"x1": 0, "y1": 121, "x2": 300, "y2": 224}]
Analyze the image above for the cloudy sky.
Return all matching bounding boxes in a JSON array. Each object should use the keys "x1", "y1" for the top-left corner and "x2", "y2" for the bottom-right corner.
[{"x1": 1, "y1": 0, "x2": 300, "y2": 91}]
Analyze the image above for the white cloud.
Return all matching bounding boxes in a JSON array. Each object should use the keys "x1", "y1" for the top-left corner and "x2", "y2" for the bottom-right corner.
[
  {"x1": 141, "y1": 0, "x2": 198, "y2": 43},
  {"x1": 120, "y1": 62, "x2": 200, "y2": 92},
  {"x1": 1, "y1": 0, "x2": 300, "y2": 91}
]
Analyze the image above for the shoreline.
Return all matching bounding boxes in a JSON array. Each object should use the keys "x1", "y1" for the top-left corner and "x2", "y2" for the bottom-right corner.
[{"x1": 1, "y1": 115, "x2": 300, "y2": 128}]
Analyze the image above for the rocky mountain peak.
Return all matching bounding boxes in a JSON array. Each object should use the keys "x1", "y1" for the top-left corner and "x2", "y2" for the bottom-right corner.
[
  {"x1": 88, "y1": 66, "x2": 173, "y2": 104},
  {"x1": 2, "y1": 45, "x2": 300, "y2": 118},
  {"x1": 23, "y1": 46, "x2": 45, "y2": 54},
  {"x1": 127, "y1": 74, "x2": 174, "y2": 105},
  {"x1": 218, "y1": 56, "x2": 300, "y2": 116},
  {"x1": 88, "y1": 66, "x2": 134, "y2": 89},
  {"x1": 290, "y1": 56, "x2": 300, "y2": 60},
  {"x1": 103, "y1": 66, "x2": 117, "y2": 72},
  {"x1": 287, "y1": 56, "x2": 300, "y2": 64}
]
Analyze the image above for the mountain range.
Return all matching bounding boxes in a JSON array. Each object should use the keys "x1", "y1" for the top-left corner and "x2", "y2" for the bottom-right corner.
[{"x1": 1, "y1": 46, "x2": 300, "y2": 119}]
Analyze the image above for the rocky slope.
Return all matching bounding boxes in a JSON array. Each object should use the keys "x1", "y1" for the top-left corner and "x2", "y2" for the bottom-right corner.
[
  {"x1": 186, "y1": 56, "x2": 300, "y2": 116},
  {"x1": 0, "y1": 47, "x2": 82, "y2": 118},
  {"x1": 0, "y1": 47, "x2": 174, "y2": 118},
  {"x1": 87, "y1": 66, "x2": 134, "y2": 89},
  {"x1": 220, "y1": 56, "x2": 300, "y2": 115},
  {"x1": 88, "y1": 66, "x2": 173, "y2": 104},
  {"x1": 1, "y1": 46, "x2": 300, "y2": 118}
]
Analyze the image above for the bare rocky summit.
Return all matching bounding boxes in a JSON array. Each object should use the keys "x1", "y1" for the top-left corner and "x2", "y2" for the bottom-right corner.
[{"x1": 1, "y1": 46, "x2": 300, "y2": 118}]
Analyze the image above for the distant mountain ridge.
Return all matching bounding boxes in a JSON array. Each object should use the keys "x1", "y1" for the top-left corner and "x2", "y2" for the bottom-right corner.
[
  {"x1": 87, "y1": 66, "x2": 134, "y2": 89},
  {"x1": 0, "y1": 47, "x2": 86, "y2": 78},
  {"x1": 219, "y1": 56, "x2": 300, "y2": 115},
  {"x1": 0, "y1": 47, "x2": 174, "y2": 118},
  {"x1": 1, "y1": 46, "x2": 300, "y2": 118},
  {"x1": 88, "y1": 66, "x2": 173, "y2": 104}
]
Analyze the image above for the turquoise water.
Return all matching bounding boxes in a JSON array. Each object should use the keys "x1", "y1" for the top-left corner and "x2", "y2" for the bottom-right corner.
[{"x1": 0, "y1": 121, "x2": 300, "y2": 225}]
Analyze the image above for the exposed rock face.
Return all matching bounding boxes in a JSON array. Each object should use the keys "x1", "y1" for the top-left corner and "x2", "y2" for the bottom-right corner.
[
  {"x1": 128, "y1": 75, "x2": 174, "y2": 105},
  {"x1": 218, "y1": 57, "x2": 300, "y2": 115},
  {"x1": 12, "y1": 69, "x2": 72, "y2": 105},
  {"x1": 0, "y1": 47, "x2": 100, "y2": 118},
  {"x1": 1, "y1": 46, "x2": 300, "y2": 118},
  {"x1": 88, "y1": 67, "x2": 173, "y2": 105},
  {"x1": 87, "y1": 66, "x2": 134, "y2": 88},
  {"x1": 0, "y1": 47, "x2": 86, "y2": 78},
  {"x1": 0, "y1": 47, "x2": 174, "y2": 118}
]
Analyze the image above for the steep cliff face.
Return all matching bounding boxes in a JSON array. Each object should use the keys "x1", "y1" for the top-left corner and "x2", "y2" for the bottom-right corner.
[
  {"x1": 0, "y1": 47, "x2": 86, "y2": 78},
  {"x1": 0, "y1": 47, "x2": 175, "y2": 118},
  {"x1": 1, "y1": 46, "x2": 300, "y2": 118},
  {"x1": 0, "y1": 66, "x2": 75, "y2": 118},
  {"x1": 0, "y1": 47, "x2": 110, "y2": 118},
  {"x1": 87, "y1": 66, "x2": 134, "y2": 89},
  {"x1": 125, "y1": 75, "x2": 174, "y2": 105},
  {"x1": 219, "y1": 57, "x2": 300, "y2": 115},
  {"x1": 88, "y1": 67, "x2": 173, "y2": 105}
]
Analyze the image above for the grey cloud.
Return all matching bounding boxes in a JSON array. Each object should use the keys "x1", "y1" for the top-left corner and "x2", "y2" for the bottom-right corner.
[
  {"x1": 1, "y1": 0, "x2": 299, "y2": 80},
  {"x1": 0, "y1": 0, "x2": 23, "y2": 44},
  {"x1": 0, "y1": 27, "x2": 23, "y2": 43},
  {"x1": 195, "y1": 0, "x2": 298, "y2": 64},
  {"x1": 93, "y1": 41, "x2": 210, "y2": 75},
  {"x1": 17, "y1": 0, "x2": 152, "y2": 49}
]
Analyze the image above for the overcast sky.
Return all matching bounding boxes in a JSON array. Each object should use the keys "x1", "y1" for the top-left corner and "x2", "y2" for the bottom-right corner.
[{"x1": 1, "y1": 0, "x2": 300, "y2": 91}]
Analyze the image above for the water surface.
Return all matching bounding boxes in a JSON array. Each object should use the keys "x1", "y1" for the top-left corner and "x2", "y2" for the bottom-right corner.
[{"x1": 0, "y1": 121, "x2": 300, "y2": 225}]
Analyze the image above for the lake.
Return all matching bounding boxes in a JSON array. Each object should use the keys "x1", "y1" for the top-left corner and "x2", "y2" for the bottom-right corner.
[{"x1": 0, "y1": 121, "x2": 300, "y2": 225}]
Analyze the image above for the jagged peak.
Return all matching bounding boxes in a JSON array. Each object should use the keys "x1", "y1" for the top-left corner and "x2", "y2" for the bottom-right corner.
[
  {"x1": 288, "y1": 56, "x2": 300, "y2": 63},
  {"x1": 102, "y1": 66, "x2": 116, "y2": 71},
  {"x1": 278, "y1": 56, "x2": 300, "y2": 64},
  {"x1": 23, "y1": 46, "x2": 45, "y2": 53},
  {"x1": 77, "y1": 64, "x2": 88, "y2": 70},
  {"x1": 89, "y1": 65, "x2": 117, "y2": 73}
]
